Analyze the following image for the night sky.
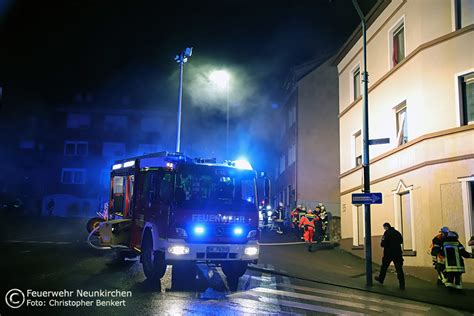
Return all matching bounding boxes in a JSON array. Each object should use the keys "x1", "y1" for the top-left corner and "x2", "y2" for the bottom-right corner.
[{"x1": 0, "y1": 0, "x2": 376, "y2": 167}]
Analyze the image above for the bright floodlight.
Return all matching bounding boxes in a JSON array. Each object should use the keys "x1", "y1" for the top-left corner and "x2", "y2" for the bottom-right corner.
[
  {"x1": 234, "y1": 158, "x2": 253, "y2": 170},
  {"x1": 209, "y1": 70, "x2": 230, "y2": 89}
]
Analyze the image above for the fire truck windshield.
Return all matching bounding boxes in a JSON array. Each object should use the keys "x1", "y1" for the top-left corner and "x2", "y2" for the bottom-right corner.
[{"x1": 176, "y1": 166, "x2": 256, "y2": 207}]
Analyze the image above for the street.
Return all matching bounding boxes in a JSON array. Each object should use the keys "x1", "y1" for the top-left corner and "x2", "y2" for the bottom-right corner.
[{"x1": 1, "y1": 217, "x2": 472, "y2": 315}]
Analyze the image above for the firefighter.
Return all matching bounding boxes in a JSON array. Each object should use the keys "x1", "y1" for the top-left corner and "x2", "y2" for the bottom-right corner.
[
  {"x1": 290, "y1": 205, "x2": 305, "y2": 239},
  {"x1": 319, "y1": 204, "x2": 329, "y2": 241},
  {"x1": 299, "y1": 209, "x2": 316, "y2": 252},
  {"x1": 442, "y1": 231, "x2": 473, "y2": 290},
  {"x1": 430, "y1": 226, "x2": 450, "y2": 285},
  {"x1": 272, "y1": 202, "x2": 285, "y2": 234},
  {"x1": 313, "y1": 206, "x2": 323, "y2": 243}
]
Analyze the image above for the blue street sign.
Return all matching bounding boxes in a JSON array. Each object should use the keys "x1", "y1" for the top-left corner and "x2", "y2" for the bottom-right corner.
[
  {"x1": 368, "y1": 138, "x2": 390, "y2": 145},
  {"x1": 352, "y1": 192, "x2": 383, "y2": 205}
]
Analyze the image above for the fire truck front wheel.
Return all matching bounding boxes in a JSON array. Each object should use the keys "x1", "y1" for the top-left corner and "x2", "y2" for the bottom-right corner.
[{"x1": 141, "y1": 233, "x2": 166, "y2": 282}]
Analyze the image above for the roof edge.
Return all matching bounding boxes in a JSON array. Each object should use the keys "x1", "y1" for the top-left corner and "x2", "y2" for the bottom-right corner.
[{"x1": 332, "y1": 0, "x2": 391, "y2": 67}]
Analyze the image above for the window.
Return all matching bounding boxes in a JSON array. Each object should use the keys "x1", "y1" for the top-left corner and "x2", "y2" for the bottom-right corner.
[
  {"x1": 399, "y1": 192, "x2": 413, "y2": 251},
  {"x1": 459, "y1": 72, "x2": 474, "y2": 125},
  {"x1": 288, "y1": 143, "x2": 296, "y2": 166},
  {"x1": 352, "y1": 66, "x2": 361, "y2": 101},
  {"x1": 100, "y1": 170, "x2": 110, "y2": 189},
  {"x1": 459, "y1": 176, "x2": 474, "y2": 247},
  {"x1": 392, "y1": 180, "x2": 415, "y2": 253},
  {"x1": 102, "y1": 142, "x2": 126, "y2": 158},
  {"x1": 396, "y1": 105, "x2": 408, "y2": 145},
  {"x1": 141, "y1": 117, "x2": 162, "y2": 132},
  {"x1": 288, "y1": 106, "x2": 296, "y2": 128},
  {"x1": 64, "y1": 141, "x2": 88, "y2": 156},
  {"x1": 66, "y1": 114, "x2": 91, "y2": 129},
  {"x1": 19, "y1": 140, "x2": 35, "y2": 149},
  {"x1": 391, "y1": 22, "x2": 405, "y2": 67},
  {"x1": 353, "y1": 205, "x2": 364, "y2": 246},
  {"x1": 104, "y1": 115, "x2": 128, "y2": 130},
  {"x1": 61, "y1": 168, "x2": 86, "y2": 184},
  {"x1": 279, "y1": 155, "x2": 286, "y2": 174},
  {"x1": 454, "y1": 0, "x2": 474, "y2": 30},
  {"x1": 354, "y1": 130, "x2": 362, "y2": 167}
]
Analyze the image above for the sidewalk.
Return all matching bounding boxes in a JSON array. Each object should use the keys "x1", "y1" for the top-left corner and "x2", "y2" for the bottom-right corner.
[{"x1": 252, "y1": 229, "x2": 474, "y2": 313}]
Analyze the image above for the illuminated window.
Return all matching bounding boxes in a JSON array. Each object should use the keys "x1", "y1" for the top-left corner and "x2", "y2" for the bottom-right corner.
[
  {"x1": 391, "y1": 22, "x2": 405, "y2": 67},
  {"x1": 396, "y1": 104, "x2": 408, "y2": 145},
  {"x1": 64, "y1": 141, "x2": 88, "y2": 156},
  {"x1": 459, "y1": 72, "x2": 474, "y2": 125},
  {"x1": 61, "y1": 168, "x2": 86, "y2": 184},
  {"x1": 354, "y1": 130, "x2": 362, "y2": 167},
  {"x1": 352, "y1": 66, "x2": 361, "y2": 101}
]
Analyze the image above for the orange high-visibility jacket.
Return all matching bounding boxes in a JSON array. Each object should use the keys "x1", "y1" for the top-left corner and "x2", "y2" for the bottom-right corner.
[{"x1": 299, "y1": 214, "x2": 316, "y2": 228}]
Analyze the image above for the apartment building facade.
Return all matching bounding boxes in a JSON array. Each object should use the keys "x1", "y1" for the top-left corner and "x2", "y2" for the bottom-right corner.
[
  {"x1": 274, "y1": 57, "x2": 340, "y2": 215},
  {"x1": 0, "y1": 107, "x2": 175, "y2": 217},
  {"x1": 335, "y1": 0, "x2": 474, "y2": 281}
]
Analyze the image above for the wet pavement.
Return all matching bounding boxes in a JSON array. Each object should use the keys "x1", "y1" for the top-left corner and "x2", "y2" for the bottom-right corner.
[{"x1": 0, "y1": 216, "x2": 472, "y2": 315}]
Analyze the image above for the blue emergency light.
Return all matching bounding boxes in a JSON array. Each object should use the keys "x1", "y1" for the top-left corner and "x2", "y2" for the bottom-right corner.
[
  {"x1": 194, "y1": 226, "x2": 205, "y2": 235},
  {"x1": 233, "y1": 227, "x2": 243, "y2": 236}
]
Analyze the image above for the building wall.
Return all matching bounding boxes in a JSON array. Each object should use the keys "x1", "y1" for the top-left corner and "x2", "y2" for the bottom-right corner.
[
  {"x1": 297, "y1": 58, "x2": 340, "y2": 214},
  {"x1": 336, "y1": 0, "x2": 474, "y2": 281}
]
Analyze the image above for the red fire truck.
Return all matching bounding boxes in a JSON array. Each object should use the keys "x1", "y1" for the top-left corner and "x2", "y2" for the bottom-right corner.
[{"x1": 87, "y1": 152, "x2": 260, "y2": 285}]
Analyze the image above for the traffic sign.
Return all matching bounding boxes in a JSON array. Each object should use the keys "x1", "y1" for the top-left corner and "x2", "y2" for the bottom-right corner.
[
  {"x1": 368, "y1": 138, "x2": 390, "y2": 145},
  {"x1": 352, "y1": 192, "x2": 383, "y2": 204}
]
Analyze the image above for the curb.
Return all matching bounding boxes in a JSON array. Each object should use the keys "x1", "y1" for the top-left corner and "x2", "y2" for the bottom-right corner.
[{"x1": 247, "y1": 264, "x2": 474, "y2": 313}]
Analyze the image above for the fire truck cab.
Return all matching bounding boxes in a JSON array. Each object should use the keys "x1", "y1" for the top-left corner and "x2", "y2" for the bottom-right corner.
[{"x1": 94, "y1": 152, "x2": 260, "y2": 285}]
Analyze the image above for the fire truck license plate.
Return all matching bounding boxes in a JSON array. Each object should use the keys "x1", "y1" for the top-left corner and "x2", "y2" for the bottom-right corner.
[{"x1": 207, "y1": 246, "x2": 229, "y2": 253}]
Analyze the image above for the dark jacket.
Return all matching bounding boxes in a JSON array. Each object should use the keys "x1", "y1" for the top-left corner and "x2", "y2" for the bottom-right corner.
[{"x1": 381, "y1": 227, "x2": 403, "y2": 257}]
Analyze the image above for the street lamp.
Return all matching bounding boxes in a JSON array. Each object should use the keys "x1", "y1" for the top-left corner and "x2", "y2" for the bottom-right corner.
[
  {"x1": 174, "y1": 47, "x2": 193, "y2": 153},
  {"x1": 209, "y1": 70, "x2": 231, "y2": 158},
  {"x1": 352, "y1": 0, "x2": 372, "y2": 287}
]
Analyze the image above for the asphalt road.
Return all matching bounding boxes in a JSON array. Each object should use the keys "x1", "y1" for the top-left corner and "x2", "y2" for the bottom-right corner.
[{"x1": 0, "y1": 217, "x2": 471, "y2": 315}]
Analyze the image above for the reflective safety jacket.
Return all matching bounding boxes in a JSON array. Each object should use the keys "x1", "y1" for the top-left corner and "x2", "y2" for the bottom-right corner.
[
  {"x1": 444, "y1": 240, "x2": 472, "y2": 273},
  {"x1": 272, "y1": 207, "x2": 285, "y2": 222},
  {"x1": 291, "y1": 208, "x2": 306, "y2": 223},
  {"x1": 299, "y1": 214, "x2": 317, "y2": 229}
]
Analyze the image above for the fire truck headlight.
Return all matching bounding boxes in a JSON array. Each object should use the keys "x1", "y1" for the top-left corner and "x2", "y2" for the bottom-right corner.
[
  {"x1": 194, "y1": 226, "x2": 205, "y2": 235},
  {"x1": 244, "y1": 246, "x2": 259, "y2": 256},
  {"x1": 266, "y1": 205, "x2": 271, "y2": 210},
  {"x1": 168, "y1": 245, "x2": 190, "y2": 255},
  {"x1": 233, "y1": 227, "x2": 243, "y2": 236}
]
